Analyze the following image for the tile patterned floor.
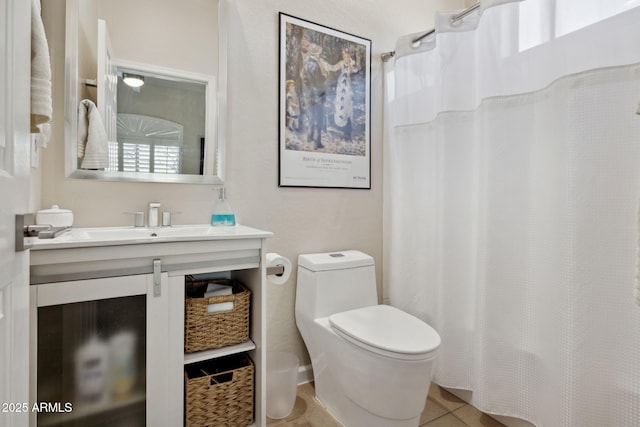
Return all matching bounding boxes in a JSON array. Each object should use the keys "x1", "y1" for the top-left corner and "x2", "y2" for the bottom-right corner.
[{"x1": 267, "y1": 382, "x2": 506, "y2": 427}]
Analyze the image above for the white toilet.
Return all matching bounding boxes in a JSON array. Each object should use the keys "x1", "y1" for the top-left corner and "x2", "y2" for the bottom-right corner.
[{"x1": 295, "y1": 250, "x2": 441, "y2": 427}]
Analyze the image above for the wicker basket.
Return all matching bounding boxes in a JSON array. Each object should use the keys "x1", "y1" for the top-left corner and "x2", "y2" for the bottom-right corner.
[
  {"x1": 184, "y1": 279, "x2": 250, "y2": 353},
  {"x1": 185, "y1": 354, "x2": 254, "y2": 427}
]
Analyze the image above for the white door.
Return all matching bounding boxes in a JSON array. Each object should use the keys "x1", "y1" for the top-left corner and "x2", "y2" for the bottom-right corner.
[{"x1": 0, "y1": 0, "x2": 33, "y2": 426}]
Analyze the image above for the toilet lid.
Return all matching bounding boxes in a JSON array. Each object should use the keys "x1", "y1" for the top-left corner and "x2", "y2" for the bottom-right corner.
[{"x1": 329, "y1": 305, "x2": 441, "y2": 359}]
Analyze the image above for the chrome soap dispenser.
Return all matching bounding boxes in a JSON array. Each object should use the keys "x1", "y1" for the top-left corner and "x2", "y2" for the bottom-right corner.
[{"x1": 211, "y1": 187, "x2": 236, "y2": 226}]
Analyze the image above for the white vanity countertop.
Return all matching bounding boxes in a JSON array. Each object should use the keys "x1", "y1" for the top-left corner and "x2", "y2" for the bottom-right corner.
[{"x1": 29, "y1": 224, "x2": 273, "y2": 250}]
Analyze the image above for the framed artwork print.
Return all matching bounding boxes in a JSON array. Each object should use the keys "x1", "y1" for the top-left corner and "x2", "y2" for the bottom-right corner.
[{"x1": 278, "y1": 13, "x2": 371, "y2": 189}]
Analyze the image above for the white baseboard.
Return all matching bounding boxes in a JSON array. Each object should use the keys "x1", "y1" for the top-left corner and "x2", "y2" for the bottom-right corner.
[{"x1": 297, "y1": 363, "x2": 313, "y2": 385}]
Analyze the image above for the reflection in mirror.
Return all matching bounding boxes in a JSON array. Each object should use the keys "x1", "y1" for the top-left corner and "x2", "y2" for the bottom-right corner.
[
  {"x1": 107, "y1": 62, "x2": 214, "y2": 176},
  {"x1": 64, "y1": 0, "x2": 226, "y2": 184}
]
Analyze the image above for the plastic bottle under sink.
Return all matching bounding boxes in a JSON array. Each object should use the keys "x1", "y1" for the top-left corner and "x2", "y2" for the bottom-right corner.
[{"x1": 74, "y1": 335, "x2": 110, "y2": 405}]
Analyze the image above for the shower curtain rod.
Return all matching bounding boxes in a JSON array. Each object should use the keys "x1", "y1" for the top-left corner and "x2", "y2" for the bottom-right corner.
[{"x1": 381, "y1": 2, "x2": 480, "y2": 62}]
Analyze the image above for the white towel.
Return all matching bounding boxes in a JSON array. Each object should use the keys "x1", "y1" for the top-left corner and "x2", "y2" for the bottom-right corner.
[
  {"x1": 205, "y1": 283, "x2": 233, "y2": 312},
  {"x1": 204, "y1": 283, "x2": 233, "y2": 298},
  {"x1": 34, "y1": 123, "x2": 51, "y2": 148},
  {"x1": 207, "y1": 302, "x2": 234, "y2": 313},
  {"x1": 78, "y1": 99, "x2": 109, "y2": 169},
  {"x1": 31, "y1": 0, "x2": 52, "y2": 132}
]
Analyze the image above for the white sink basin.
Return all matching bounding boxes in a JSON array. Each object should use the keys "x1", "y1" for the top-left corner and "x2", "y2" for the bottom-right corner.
[
  {"x1": 78, "y1": 225, "x2": 227, "y2": 239},
  {"x1": 30, "y1": 224, "x2": 270, "y2": 249}
]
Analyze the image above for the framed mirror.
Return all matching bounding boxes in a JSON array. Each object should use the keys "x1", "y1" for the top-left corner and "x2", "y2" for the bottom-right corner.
[{"x1": 64, "y1": 0, "x2": 227, "y2": 184}]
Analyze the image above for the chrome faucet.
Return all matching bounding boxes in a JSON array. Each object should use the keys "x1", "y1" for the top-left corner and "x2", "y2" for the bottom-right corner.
[{"x1": 148, "y1": 202, "x2": 161, "y2": 228}]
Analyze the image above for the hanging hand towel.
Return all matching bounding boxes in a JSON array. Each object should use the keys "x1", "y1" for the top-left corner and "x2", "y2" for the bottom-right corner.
[
  {"x1": 31, "y1": 0, "x2": 52, "y2": 133},
  {"x1": 78, "y1": 99, "x2": 109, "y2": 169}
]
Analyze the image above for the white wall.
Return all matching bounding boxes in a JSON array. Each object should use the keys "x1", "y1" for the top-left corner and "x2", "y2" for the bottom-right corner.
[{"x1": 40, "y1": 0, "x2": 463, "y2": 366}]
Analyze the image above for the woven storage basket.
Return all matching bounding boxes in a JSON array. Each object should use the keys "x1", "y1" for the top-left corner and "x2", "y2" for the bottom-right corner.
[
  {"x1": 185, "y1": 354, "x2": 254, "y2": 427},
  {"x1": 184, "y1": 279, "x2": 250, "y2": 353}
]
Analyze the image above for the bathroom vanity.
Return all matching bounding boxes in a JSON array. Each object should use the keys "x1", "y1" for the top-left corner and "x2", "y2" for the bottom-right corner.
[{"x1": 28, "y1": 225, "x2": 272, "y2": 427}]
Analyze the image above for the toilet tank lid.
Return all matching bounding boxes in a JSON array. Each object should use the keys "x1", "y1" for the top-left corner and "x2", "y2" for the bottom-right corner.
[{"x1": 298, "y1": 250, "x2": 374, "y2": 271}]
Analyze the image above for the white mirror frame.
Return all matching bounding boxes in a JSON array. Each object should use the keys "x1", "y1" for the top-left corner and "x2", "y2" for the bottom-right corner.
[{"x1": 64, "y1": 0, "x2": 228, "y2": 185}]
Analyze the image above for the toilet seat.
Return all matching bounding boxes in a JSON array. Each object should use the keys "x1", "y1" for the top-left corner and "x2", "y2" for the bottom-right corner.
[{"x1": 329, "y1": 305, "x2": 441, "y2": 361}]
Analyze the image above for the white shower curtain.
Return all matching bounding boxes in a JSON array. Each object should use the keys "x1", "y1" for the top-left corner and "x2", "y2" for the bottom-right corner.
[{"x1": 384, "y1": 1, "x2": 640, "y2": 426}]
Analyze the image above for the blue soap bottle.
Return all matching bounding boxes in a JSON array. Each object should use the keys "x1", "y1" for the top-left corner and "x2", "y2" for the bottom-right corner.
[{"x1": 211, "y1": 187, "x2": 236, "y2": 226}]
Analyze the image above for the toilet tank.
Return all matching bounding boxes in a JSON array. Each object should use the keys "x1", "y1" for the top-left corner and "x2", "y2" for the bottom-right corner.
[{"x1": 296, "y1": 250, "x2": 378, "y2": 319}]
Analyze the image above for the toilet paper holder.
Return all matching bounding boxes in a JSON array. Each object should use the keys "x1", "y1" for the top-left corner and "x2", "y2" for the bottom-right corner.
[
  {"x1": 266, "y1": 265, "x2": 285, "y2": 276},
  {"x1": 265, "y1": 253, "x2": 292, "y2": 286}
]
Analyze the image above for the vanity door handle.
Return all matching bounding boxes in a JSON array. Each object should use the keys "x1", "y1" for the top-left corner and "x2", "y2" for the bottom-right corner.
[{"x1": 153, "y1": 259, "x2": 162, "y2": 297}]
